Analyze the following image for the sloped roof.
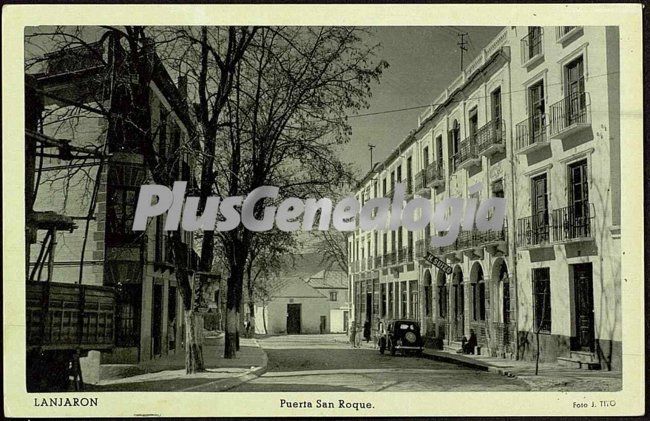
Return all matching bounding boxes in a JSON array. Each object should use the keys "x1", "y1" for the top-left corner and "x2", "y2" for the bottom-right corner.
[
  {"x1": 270, "y1": 276, "x2": 327, "y2": 299},
  {"x1": 305, "y1": 269, "x2": 348, "y2": 290}
]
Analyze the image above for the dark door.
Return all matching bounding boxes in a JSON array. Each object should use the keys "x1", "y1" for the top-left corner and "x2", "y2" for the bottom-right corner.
[
  {"x1": 573, "y1": 264, "x2": 594, "y2": 351},
  {"x1": 366, "y1": 293, "x2": 372, "y2": 322},
  {"x1": 286, "y1": 303, "x2": 301, "y2": 334},
  {"x1": 565, "y1": 56, "x2": 585, "y2": 125},
  {"x1": 528, "y1": 81, "x2": 545, "y2": 143},
  {"x1": 320, "y1": 316, "x2": 327, "y2": 334},
  {"x1": 531, "y1": 174, "x2": 549, "y2": 243},
  {"x1": 343, "y1": 311, "x2": 349, "y2": 332},
  {"x1": 152, "y1": 284, "x2": 163, "y2": 357},
  {"x1": 569, "y1": 159, "x2": 590, "y2": 238},
  {"x1": 167, "y1": 286, "x2": 177, "y2": 351}
]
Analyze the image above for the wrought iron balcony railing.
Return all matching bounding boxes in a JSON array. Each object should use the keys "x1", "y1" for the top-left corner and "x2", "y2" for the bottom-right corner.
[
  {"x1": 452, "y1": 137, "x2": 480, "y2": 172},
  {"x1": 374, "y1": 255, "x2": 383, "y2": 268},
  {"x1": 475, "y1": 119, "x2": 506, "y2": 156},
  {"x1": 520, "y1": 28, "x2": 544, "y2": 65},
  {"x1": 552, "y1": 202, "x2": 594, "y2": 242},
  {"x1": 515, "y1": 113, "x2": 548, "y2": 153},
  {"x1": 516, "y1": 214, "x2": 551, "y2": 248},
  {"x1": 548, "y1": 91, "x2": 591, "y2": 138}
]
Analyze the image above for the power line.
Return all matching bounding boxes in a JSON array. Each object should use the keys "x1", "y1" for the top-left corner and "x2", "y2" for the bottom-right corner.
[
  {"x1": 457, "y1": 32, "x2": 469, "y2": 71},
  {"x1": 348, "y1": 71, "x2": 620, "y2": 119}
]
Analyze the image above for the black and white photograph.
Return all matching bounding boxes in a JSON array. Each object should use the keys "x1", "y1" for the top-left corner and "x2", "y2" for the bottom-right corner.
[{"x1": 3, "y1": 3, "x2": 644, "y2": 418}]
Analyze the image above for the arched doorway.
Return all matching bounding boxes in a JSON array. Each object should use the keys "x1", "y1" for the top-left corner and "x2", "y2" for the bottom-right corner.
[
  {"x1": 423, "y1": 270, "x2": 432, "y2": 319},
  {"x1": 491, "y1": 258, "x2": 510, "y2": 354},
  {"x1": 436, "y1": 269, "x2": 448, "y2": 341},
  {"x1": 470, "y1": 262, "x2": 486, "y2": 347},
  {"x1": 452, "y1": 265, "x2": 464, "y2": 341}
]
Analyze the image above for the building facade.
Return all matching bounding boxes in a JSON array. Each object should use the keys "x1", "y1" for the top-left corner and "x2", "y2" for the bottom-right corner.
[
  {"x1": 348, "y1": 26, "x2": 621, "y2": 369},
  {"x1": 255, "y1": 270, "x2": 349, "y2": 335},
  {"x1": 28, "y1": 37, "x2": 198, "y2": 382}
]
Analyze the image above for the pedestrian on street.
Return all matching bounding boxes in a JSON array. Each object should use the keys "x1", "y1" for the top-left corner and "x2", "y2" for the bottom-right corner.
[
  {"x1": 363, "y1": 319, "x2": 371, "y2": 343},
  {"x1": 354, "y1": 322, "x2": 362, "y2": 348},
  {"x1": 349, "y1": 319, "x2": 357, "y2": 348}
]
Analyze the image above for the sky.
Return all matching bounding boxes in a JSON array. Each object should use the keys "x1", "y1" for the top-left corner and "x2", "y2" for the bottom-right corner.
[{"x1": 342, "y1": 26, "x2": 504, "y2": 178}]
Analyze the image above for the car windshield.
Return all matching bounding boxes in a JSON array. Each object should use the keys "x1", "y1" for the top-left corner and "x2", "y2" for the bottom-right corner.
[{"x1": 399, "y1": 323, "x2": 416, "y2": 330}]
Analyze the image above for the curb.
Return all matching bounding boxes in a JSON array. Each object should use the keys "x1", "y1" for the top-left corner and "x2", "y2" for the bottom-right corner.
[
  {"x1": 421, "y1": 349, "x2": 517, "y2": 377},
  {"x1": 183, "y1": 338, "x2": 269, "y2": 392}
]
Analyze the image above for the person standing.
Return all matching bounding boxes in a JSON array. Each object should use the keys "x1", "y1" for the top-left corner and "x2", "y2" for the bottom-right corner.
[
  {"x1": 363, "y1": 319, "x2": 371, "y2": 343},
  {"x1": 349, "y1": 319, "x2": 357, "y2": 348}
]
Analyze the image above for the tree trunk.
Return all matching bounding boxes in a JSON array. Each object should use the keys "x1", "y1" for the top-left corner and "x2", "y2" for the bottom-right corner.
[
  {"x1": 248, "y1": 301, "x2": 256, "y2": 338},
  {"x1": 224, "y1": 307, "x2": 238, "y2": 359},
  {"x1": 261, "y1": 301, "x2": 268, "y2": 335},
  {"x1": 184, "y1": 309, "x2": 205, "y2": 374}
]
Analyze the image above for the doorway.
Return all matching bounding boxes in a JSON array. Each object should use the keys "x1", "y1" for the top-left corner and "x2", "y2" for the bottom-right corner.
[
  {"x1": 573, "y1": 263, "x2": 594, "y2": 352},
  {"x1": 365, "y1": 292, "x2": 372, "y2": 323},
  {"x1": 152, "y1": 284, "x2": 163, "y2": 357},
  {"x1": 286, "y1": 303, "x2": 301, "y2": 334},
  {"x1": 320, "y1": 316, "x2": 327, "y2": 334}
]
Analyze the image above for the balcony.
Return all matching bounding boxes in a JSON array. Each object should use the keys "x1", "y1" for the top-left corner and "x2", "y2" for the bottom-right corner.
[
  {"x1": 549, "y1": 92, "x2": 591, "y2": 139},
  {"x1": 556, "y1": 26, "x2": 582, "y2": 44},
  {"x1": 374, "y1": 255, "x2": 383, "y2": 268},
  {"x1": 452, "y1": 137, "x2": 481, "y2": 172},
  {"x1": 415, "y1": 162, "x2": 444, "y2": 194},
  {"x1": 552, "y1": 203, "x2": 594, "y2": 243},
  {"x1": 384, "y1": 252, "x2": 396, "y2": 266},
  {"x1": 426, "y1": 161, "x2": 445, "y2": 189},
  {"x1": 515, "y1": 114, "x2": 549, "y2": 154},
  {"x1": 475, "y1": 119, "x2": 506, "y2": 157},
  {"x1": 520, "y1": 28, "x2": 544, "y2": 67},
  {"x1": 516, "y1": 214, "x2": 551, "y2": 248}
]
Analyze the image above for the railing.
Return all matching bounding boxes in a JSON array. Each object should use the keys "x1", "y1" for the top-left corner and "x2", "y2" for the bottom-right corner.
[
  {"x1": 400, "y1": 247, "x2": 413, "y2": 263},
  {"x1": 414, "y1": 171, "x2": 425, "y2": 191},
  {"x1": 475, "y1": 119, "x2": 506, "y2": 155},
  {"x1": 520, "y1": 28, "x2": 544, "y2": 65},
  {"x1": 452, "y1": 137, "x2": 479, "y2": 171},
  {"x1": 384, "y1": 252, "x2": 396, "y2": 266},
  {"x1": 552, "y1": 203, "x2": 594, "y2": 242},
  {"x1": 374, "y1": 255, "x2": 383, "y2": 268},
  {"x1": 27, "y1": 281, "x2": 116, "y2": 350},
  {"x1": 516, "y1": 214, "x2": 550, "y2": 247},
  {"x1": 415, "y1": 239, "x2": 427, "y2": 258},
  {"x1": 549, "y1": 91, "x2": 591, "y2": 137},
  {"x1": 426, "y1": 161, "x2": 444, "y2": 186},
  {"x1": 515, "y1": 114, "x2": 548, "y2": 152}
]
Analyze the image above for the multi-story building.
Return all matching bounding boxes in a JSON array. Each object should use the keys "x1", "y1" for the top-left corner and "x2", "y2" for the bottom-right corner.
[
  {"x1": 348, "y1": 26, "x2": 621, "y2": 370},
  {"x1": 27, "y1": 36, "x2": 198, "y2": 383}
]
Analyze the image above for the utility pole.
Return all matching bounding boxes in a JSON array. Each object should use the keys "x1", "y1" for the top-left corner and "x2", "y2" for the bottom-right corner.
[
  {"x1": 457, "y1": 32, "x2": 468, "y2": 71},
  {"x1": 368, "y1": 144, "x2": 375, "y2": 169}
]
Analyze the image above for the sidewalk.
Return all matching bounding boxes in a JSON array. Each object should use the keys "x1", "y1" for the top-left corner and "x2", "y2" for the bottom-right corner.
[
  {"x1": 422, "y1": 348, "x2": 622, "y2": 391},
  {"x1": 91, "y1": 334, "x2": 267, "y2": 391}
]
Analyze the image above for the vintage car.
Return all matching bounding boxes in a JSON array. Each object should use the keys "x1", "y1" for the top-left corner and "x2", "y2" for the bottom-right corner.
[{"x1": 378, "y1": 319, "x2": 424, "y2": 356}]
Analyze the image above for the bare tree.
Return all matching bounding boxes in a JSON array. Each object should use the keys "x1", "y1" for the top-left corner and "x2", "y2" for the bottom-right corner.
[{"x1": 213, "y1": 26, "x2": 387, "y2": 358}]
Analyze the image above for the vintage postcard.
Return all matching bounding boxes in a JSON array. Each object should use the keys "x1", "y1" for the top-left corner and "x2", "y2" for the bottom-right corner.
[{"x1": 2, "y1": 3, "x2": 644, "y2": 417}]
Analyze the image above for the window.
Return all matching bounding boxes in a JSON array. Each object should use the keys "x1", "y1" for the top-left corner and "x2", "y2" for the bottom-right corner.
[
  {"x1": 423, "y1": 146, "x2": 429, "y2": 169},
  {"x1": 438, "y1": 277, "x2": 447, "y2": 319},
  {"x1": 491, "y1": 88, "x2": 502, "y2": 123},
  {"x1": 424, "y1": 283, "x2": 431, "y2": 317},
  {"x1": 107, "y1": 185, "x2": 138, "y2": 236},
  {"x1": 436, "y1": 135, "x2": 444, "y2": 169},
  {"x1": 115, "y1": 284, "x2": 141, "y2": 347},
  {"x1": 382, "y1": 178, "x2": 387, "y2": 196},
  {"x1": 329, "y1": 291, "x2": 338, "y2": 302},
  {"x1": 533, "y1": 268, "x2": 551, "y2": 332},
  {"x1": 528, "y1": 81, "x2": 546, "y2": 143},
  {"x1": 401, "y1": 282, "x2": 408, "y2": 317},
  {"x1": 527, "y1": 26, "x2": 543, "y2": 59},
  {"x1": 155, "y1": 215, "x2": 165, "y2": 262},
  {"x1": 568, "y1": 159, "x2": 590, "y2": 238},
  {"x1": 406, "y1": 157, "x2": 412, "y2": 193},
  {"x1": 381, "y1": 284, "x2": 387, "y2": 317},
  {"x1": 531, "y1": 173, "x2": 550, "y2": 243},
  {"x1": 382, "y1": 232, "x2": 387, "y2": 255},
  {"x1": 449, "y1": 120, "x2": 461, "y2": 171},
  {"x1": 564, "y1": 56, "x2": 586, "y2": 125}
]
